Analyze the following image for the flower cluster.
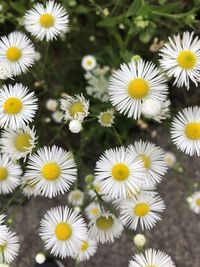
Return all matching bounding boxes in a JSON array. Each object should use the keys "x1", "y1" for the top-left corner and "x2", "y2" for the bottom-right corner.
[{"x1": 0, "y1": 0, "x2": 199, "y2": 266}]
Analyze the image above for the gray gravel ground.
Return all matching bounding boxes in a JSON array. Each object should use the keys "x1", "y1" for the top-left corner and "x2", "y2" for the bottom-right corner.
[{"x1": 6, "y1": 127, "x2": 200, "y2": 267}]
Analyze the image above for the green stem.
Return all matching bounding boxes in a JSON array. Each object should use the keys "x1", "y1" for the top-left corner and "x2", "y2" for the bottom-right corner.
[
  {"x1": 112, "y1": 126, "x2": 123, "y2": 145},
  {"x1": 0, "y1": 186, "x2": 24, "y2": 214}
]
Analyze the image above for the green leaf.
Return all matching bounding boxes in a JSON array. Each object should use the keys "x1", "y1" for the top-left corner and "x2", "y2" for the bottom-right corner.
[
  {"x1": 126, "y1": 0, "x2": 143, "y2": 17},
  {"x1": 150, "y1": 2, "x2": 182, "y2": 13},
  {"x1": 9, "y1": 2, "x2": 26, "y2": 14},
  {"x1": 73, "y1": 5, "x2": 91, "y2": 14},
  {"x1": 97, "y1": 16, "x2": 122, "y2": 27}
]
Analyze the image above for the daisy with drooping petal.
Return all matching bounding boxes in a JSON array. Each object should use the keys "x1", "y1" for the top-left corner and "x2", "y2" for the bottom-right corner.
[
  {"x1": 0, "y1": 83, "x2": 38, "y2": 130},
  {"x1": 0, "y1": 229, "x2": 20, "y2": 264},
  {"x1": 81, "y1": 55, "x2": 96, "y2": 71},
  {"x1": 188, "y1": 191, "x2": 200, "y2": 214},
  {"x1": 89, "y1": 212, "x2": 123, "y2": 243},
  {"x1": 24, "y1": 1, "x2": 69, "y2": 41},
  {"x1": 0, "y1": 126, "x2": 37, "y2": 160},
  {"x1": 61, "y1": 94, "x2": 90, "y2": 122},
  {"x1": 25, "y1": 145, "x2": 77, "y2": 198},
  {"x1": 75, "y1": 238, "x2": 97, "y2": 262},
  {"x1": 98, "y1": 109, "x2": 115, "y2": 127},
  {"x1": 171, "y1": 106, "x2": 200, "y2": 156},
  {"x1": 21, "y1": 175, "x2": 39, "y2": 198},
  {"x1": 120, "y1": 191, "x2": 165, "y2": 231},
  {"x1": 85, "y1": 202, "x2": 101, "y2": 220},
  {"x1": 159, "y1": 31, "x2": 200, "y2": 90},
  {"x1": 127, "y1": 141, "x2": 168, "y2": 189},
  {"x1": 0, "y1": 153, "x2": 22, "y2": 195},
  {"x1": 68, "y1": 189, "x2": 84, "y2": 206},
  {"x1": 0, "y1": 31, "x2": 35, "y2": 76},
  {"x1": 0, "y1": 63, "x2": 12, "y2": 80},
  {"x1": 39, "y1": 206, "x2": 87, "y2": 258},
  {"x1": 129, "y1": 248, "x2": 175, "y2": 267},
  {"x1": 109, "y1": 60, "x2": 168, "y2": 119},
  {"x1": 95, "y1": 146, "x2": 145, "y2": 199}
]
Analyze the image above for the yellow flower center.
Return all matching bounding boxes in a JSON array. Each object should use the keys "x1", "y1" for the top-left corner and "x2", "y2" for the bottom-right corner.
[
  {"x1": 40, "y1": 13, "x2": 55, "y2": 28},
  {"x1": 196, "y1": 198, "x2": 200, "y2": 206},
  {"x1": 185, "y1": 122, "x2": 200, "y2": 140},
  {"x1": 80, "y1": 240, "x2": 89, "y2": 252},
  {"x1": 140, "y1": 154, "x2": 151, "y2": 169},
  {"x1": 86, "y1": 60, "x2": 92, "y2": 66},
  {"x1": 0, "y1": 167, "x2": 8, "y2": 181},
  {"x1": 100, "y1": 112, "x2": 112, "y2": 125},
  {"x1": 41, "y1": 162, "x2": 61, "y2": 180},
  {"x1": 112, "y1": 163, "x2": 130, "y2": 181},
  {"x1": 91, "y1": 207, "x2": 99, "y2": 216},
  {"x1": 96, "y1": 216, "x2": 114, "y2": 230},
  {"x1": 69, "y1": 102, "x2": 84, "y2": 118},
  {"x1": 55, "y1": 223, "x2": 72, "y2": 241},
  {"x1": 128, "y1": 78, "x2": 149, "y2": 99},
  {"x1": 177, "y1": 50, "x2": 196, "y2": 69},
  {"x1": 134, "y1": 203, "x2": 150, "y2": 217},
  {"x1": 6, "y1": 47, "x2": 22, "y2": 62},
  {"x1": 15, "y1": 133, "x2": 31, "y2": 152},
  {"x1": 4, "y1": 97, "x2": 22, "y2": 115}
]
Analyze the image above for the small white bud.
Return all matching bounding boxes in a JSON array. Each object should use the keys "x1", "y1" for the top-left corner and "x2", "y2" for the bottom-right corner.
[
  {"x1": 35, "y1": 253, "x2": 46, "y2": 264},
  {"x1": 141, "y1": 98, "x2": 161, "y2": 118},
  {"x1": 69, "y1": 120, "x2": 82, "y2": 133},
  {"x1": 133, "y1": 234, "x2": 146, "y2": 247}
]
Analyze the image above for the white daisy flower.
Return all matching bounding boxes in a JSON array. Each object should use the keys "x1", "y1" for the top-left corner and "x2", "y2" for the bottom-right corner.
[
  {"x1": 81, "y1": 55, "x2": 97, "y2": 71},
  {"x1": 0, "y1": 126, "x2": 37, "y2": 161},
  {"x1": 75, "y1": 238, "x2": 97, "y2": 262},
  {"x1": 188, "y1": 191, "x2": 200, "y2": 214},
  {"x1": 25, "y1": 145, "x2": 77, "y2": 198},
  {"x1": 68, "y1": 189, "x2": 84, "y2": 206},
  {"x1": 129, "y1": 248, "x2": 175, "y2": 267},
  {"x1": 0, "y1": 31, "x2": 35, "y2": 76},
  {"x1": 98, "y1": 109, "x2": 115, "y2": 127},
  {"x1": 0, "y1": 153, "x2": 22, "y2": 194},
  {"x1": 0, "y1": 229, "x2": 20, "y2": 264},
  {"x1": 0, "y1": 83, "x2": 38, "y2": 130},
  {"x1": 95, "y1": 146, "x2": 145, "y2": 199},
  {"x1": 171, "y1": 106, "x2": 200, "y2": 156},
  {"x1": 89, "y1": 212, "x2": 123, "y2": 243},
  {"x1": 39, "y1": 206, "x2": 87, "y2": 258},
  {"x1": 159, "y1": 31, "x2": 200, "y2": 90},
  {"x1": 24, "y1": 1, "x2": 69, "y2": 41},
  {"x1": 109, "y1": 60, "x2": 168, "y2": 119},
  {"x1": 127, "y1": 141, "x2": 168, "y2": 189},
  {"x1": 85, "y1": 202, "x2": 101, "y2": 220},
  {"x1": 61, "y1": 94, "x2": 89, "y2": 122},
  {"x1": 120, "y1": 191, "x2": 165, "y2": 231}
]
